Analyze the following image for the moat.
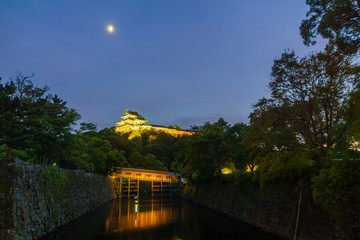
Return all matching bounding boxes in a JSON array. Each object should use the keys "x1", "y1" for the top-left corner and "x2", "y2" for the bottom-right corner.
[{"x1": 41, "y1": 198, "x2": 280, "y2": 240}]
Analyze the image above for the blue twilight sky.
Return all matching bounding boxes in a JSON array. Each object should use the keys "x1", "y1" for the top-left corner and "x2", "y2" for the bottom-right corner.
[{"x1": 0, "y1": 0, "x2": 325, "y2": 129}]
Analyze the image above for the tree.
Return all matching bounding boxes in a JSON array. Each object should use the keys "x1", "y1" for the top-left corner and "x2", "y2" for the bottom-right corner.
[
  {"x1": 31, "y1": 94, "x2": 80, "y2": 163},
  {"x1": 312, "y1": 160, "x2": 360, "y2": 214},
  {"x1": 225, "y1": 122, "x2": 251, "y2": 171},
  {"x1": 300, "y1": 0, "x2": 360, "y2": 54},
  {"x1": 67, "y1": 134, "x2": 127, "y2": 174},
  {"x1": 98, "y1": 127, "x2": 142, "y2": 159},
  {"x1": 128, "y1": 152, "x2": 167, "y2": 171},
  {"x1": 0, "y1": 73, "x2": 80, "y2": 163},
  {"x1": 78, "y1": 122, "x2": 97, "y2": 134},
  {"x1": 312, "y1": 160, "x2": 360, "y2": 238},
  {"x1": 175, "y1": 119, "x2": 232, "y2": 178},
  {"x1": 243, "y1": 46, "x2": 359, "y2": 183},
  {"x1": 0, "y1": 73, "x2": 48, "y2": 161},
  {"x1": 0, "y1": 78, "x2": 18, "y2": 160},
  {"x1": 141, "y1": 131, "x2": 177, "y2": 169}
]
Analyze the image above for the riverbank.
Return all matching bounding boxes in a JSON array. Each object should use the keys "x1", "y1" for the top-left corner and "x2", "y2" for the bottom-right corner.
[
  {"x1": 0, "y1": 158, "x2": 115, "y2": 240},
  {"x1": 181, "y1": 177, "x2": 349, "y2": 240}
]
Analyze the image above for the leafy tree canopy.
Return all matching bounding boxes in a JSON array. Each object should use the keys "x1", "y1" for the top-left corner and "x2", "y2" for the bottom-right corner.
[
  {"x1": 0, "y1": 73, "x2": 80, "y2": 163},
  {"x1": 300, "y1": 0, "x2": 360, "y2": 54},
  {"x1": 225, "y1": 122, "x2": 251, "y2": 171},
  {"x1": 128, "y1": 152, "x2": 167, "y2": 171},
  {"x1": 173, "y1": 118, "x2": 232, "y2": 178},
  {"x1": 243, "y1": 46, "x2": 359, "y2": 185},
  {"x1": 66, "y1": 134, "x2": 128, "y2": 174}
]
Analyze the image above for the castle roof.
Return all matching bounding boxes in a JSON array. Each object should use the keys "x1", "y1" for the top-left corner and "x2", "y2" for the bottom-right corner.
[
  {"x1": 122, "y1": 109, "x2": 146, "y2": 120},
  {"x1": 126, "y1": 109, "x2": 140, "y2": 116}
]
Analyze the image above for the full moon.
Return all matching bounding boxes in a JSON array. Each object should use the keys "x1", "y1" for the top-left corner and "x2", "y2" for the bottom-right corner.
[{"x1": 106, "y1": 25, "x2": 114, "y2": 33}]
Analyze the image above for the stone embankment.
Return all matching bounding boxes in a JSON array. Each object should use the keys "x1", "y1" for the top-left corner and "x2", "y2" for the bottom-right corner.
[
  {"x1": 181, "y1": 180, "x2": 351, "y2": 240},
  {"x1": 0, "y1": 158, "x2": 115, "y2": 240}
]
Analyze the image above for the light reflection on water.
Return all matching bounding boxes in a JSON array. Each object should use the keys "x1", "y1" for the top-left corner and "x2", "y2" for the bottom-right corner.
[
  {"x1": 106, "y1": 199, "x2": 180, "y2": 233},
  {"x1": 41, "y1": 198, "x2": 280, "y2": 240}
]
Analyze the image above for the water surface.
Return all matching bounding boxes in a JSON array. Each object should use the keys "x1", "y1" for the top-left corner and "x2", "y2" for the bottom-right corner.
[{"x1": 42, "y1": 198, "x2": 279, "y2": 240}]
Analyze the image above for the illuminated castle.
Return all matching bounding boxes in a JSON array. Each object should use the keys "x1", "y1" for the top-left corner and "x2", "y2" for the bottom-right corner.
[{"x1": 115, "y1": 109, "x2": 194, "y2": 138}]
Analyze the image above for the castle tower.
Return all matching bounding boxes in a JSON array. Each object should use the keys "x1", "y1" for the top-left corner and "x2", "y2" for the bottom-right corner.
[
  {"x1": 115, "y1": 109, "x2": 150, "y2": 134},
  {"x1": 115, "y1": 109, "x2": 194, "y2": 138}
]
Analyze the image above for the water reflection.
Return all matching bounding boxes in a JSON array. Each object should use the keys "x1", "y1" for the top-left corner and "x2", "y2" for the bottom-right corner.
[
  {"x1": 106, "y1": 199, "x2": 180, "y2": 232},
  {"x1": 41, "y1": 198, "x2": 280, "y2": 240}
]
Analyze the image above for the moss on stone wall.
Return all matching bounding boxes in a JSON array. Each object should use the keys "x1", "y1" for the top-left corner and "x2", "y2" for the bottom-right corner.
[
  {"x1": 1, "y1": 159, "x2": 115, "y2": 240},
  {"x1": 0, "y1": 159, "x2": 15, "y2": 240},
  {"x1": 181, "y1": 179, "x2": 341, "y2": 240}
]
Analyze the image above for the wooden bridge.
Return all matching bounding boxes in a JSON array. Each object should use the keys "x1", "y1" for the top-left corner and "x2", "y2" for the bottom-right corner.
[{"x1": 111, "y1": 167, "x2": 181, "y2": 198}]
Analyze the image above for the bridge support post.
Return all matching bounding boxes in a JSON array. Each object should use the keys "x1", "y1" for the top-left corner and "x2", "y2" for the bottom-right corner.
[
  {"x1": 151, "y1": 180, "x2": 153, "y2": 198},
  {"x1": 170, "y1": 182, "x2": 172, "y2": 197},
  {"x1": 137, "y1": 179, "x2": 139, "y2": 198},
  {"x1": 160, "y1": 181, "x2": 163, "y2": 197},
  {"x1": 119, "y1": 178, "x2": 122, "y2": 198},
  {"x1": 128, "y1": 178, "x2": 130, "y2": 198}
]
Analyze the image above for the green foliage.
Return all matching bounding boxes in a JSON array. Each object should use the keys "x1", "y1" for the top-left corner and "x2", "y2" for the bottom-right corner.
[
  {"x1": 171, "y1": 136, "x2": 194, "y2": 177},
  {"x1": 141, "y1": 131, "x2": 177, "y2": 169},
  {"x1": 38, "y1": 164, "x2": 69, "y2": 223},
  {"x1": 66, "y1": 134, "x2": 127, "y2": 174},
  {"x1": 40, "y1": 164, "x2": 68, "y2": 189},
  {"x1": 0, "y1": 74, "x2": 41, "y2": 159},
  {"x1": 300, "y1": 0, "x2": 360, "y2": 54},
  {"x1": 0, "y1": 144, "x2": 34, "y2": 162},
  {"x1": 225, "y1": 122, "x2": 251, "y2": 170},
  {"x1": 78, "y1": 122, "x2": 97, "y2": 134},
  {"x1": 128, "y1": 152, "x2": 167, "y2": 171},
  {"x1": 214, "y1": 171, "x2": 254, "y2": 187},
  {"x1": 170, "y1": 159, "x2": 185, "y2": 175},
  {"x1": 98, "y1": 128, "x2": 139, "y2": 159},
  {"x1": 32, "y1": 94, "x2": 80, "y2": 163},
  {"x1": 243, "y1": 46, "x2": 359, "y2": 186},
  {"x1": 312, "y1": 160, "x2": 360, "y2": 215},
  {"x1": 231, "y1": 171, "x2": 255, "y2": 186},
  {"x1": 97, "y1": 128, "x2": 176, "y2": 172},
  {"x1": 170, "y1": 119, "x2": 250, "y2": 179},
  {"x1": 169, "y1": 125, "x2": 181, "y2": 130},
  {"x1": 0, "y1": 73, "x2": 80, "y2": 163},
  {"x1": 344, "y1": 85, "x2": 360, "y2": 160},
  {"x1": 176, "y1": 118, "x2": 232, "y2": 178},
  {"x1": 254, "y1": 152, "x2": 316, "y2": 187}
]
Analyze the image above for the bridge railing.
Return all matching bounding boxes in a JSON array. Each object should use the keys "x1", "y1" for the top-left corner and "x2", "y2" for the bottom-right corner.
[
  {"x1": 111, "y1": 167, "x2": 181, "y2": 198},
  {"x1": 112, "y1": 167, "x2": 181, "y2": 183}
]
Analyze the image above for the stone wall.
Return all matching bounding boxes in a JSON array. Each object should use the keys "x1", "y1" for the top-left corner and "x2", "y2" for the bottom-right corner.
[
  {"x1": 0, "y1": 158, "x2": 115, "y2": 240},
  {"x1": 0, "y1": 159, "x2": 14, "y2": 239},
  {"x1": 181, "y1": 180, "x2": 350, "y2": 240}
]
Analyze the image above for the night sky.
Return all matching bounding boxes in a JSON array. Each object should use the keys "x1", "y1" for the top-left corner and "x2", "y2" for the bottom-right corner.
[{"x1": 0, "y1": 0, "x2": 325, "y2": 130}]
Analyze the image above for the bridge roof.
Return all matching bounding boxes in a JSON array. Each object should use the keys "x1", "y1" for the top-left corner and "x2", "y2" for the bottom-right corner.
[{"x1": 114, "y1": 167, "x2": 181, "y2": 177}]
